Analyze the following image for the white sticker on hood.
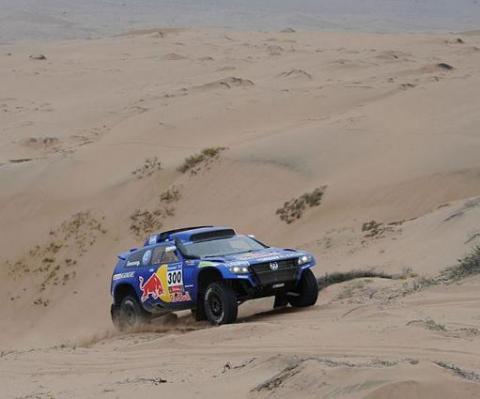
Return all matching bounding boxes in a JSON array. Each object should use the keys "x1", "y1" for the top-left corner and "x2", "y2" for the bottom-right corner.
[
  {"x1": 228, "y1": 261, "x2": 250, "y2": 267},
  {"x1": 235, "y1": 252, "x2": 282, "y2": 261}
]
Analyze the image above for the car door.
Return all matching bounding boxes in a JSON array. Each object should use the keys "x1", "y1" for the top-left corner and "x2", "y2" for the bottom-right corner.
[
  {"x1": 136, "y1": 244, "x2": 190, "y2": 309},
  {"x1": 159, "y1": 245, "x2": 193, "y2": 308},
  {"x1": 132, "y1": 247, "x2": 161, "y2": 311}
]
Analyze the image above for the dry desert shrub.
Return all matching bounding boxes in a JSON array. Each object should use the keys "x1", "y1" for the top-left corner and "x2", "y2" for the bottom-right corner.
[
  {"x1": 132, "y1": 157, "x2": 162, "y2": 179},
  {"x1": 6, "y1": 211, "x2": 106, "y2": 305},
  {"x1": 160, "y1": 186, "x2": 181, "y2": 203},
  {"x1": 316, "y1": 270, "x2": 393, "y2": 290},
  {"x1": 440, "y1": 245, "x2": 480, "y2": 281},
  {"x1": 23, "y1": 136, "x2": 59, "y2": 149},
  {"x1": 362, "y1": 220, "x2": 384, "y2": 237},
  {"x1": 129, "y1": 207, "x2": 174, "y2": 238},
  {"x1": 391, "y1": 245, "x2": 480, "y2": 298},
  {"x1": 434, "y1": 362, "x2": 480, "y2": 382},
  {"x1": 276, "y1": 186, "x2": 327, "y2": 224},
  {"x1": 129, "y1": 186, "x2": 182, "y2": 238},
  {"x1": 177, "y1": 147, "x2": 227, "y2": 174},
  {"x1": 407, "y1": 318, "x2": 446, "y2": 332},
  {"x1": 361, "y1": 219, "x2": 404, "y2": 239}
]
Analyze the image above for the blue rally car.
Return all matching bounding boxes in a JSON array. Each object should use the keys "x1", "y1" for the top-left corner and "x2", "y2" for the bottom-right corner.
[{"x1": 111, "y1": 226, "x2": 318, "y2": 329}]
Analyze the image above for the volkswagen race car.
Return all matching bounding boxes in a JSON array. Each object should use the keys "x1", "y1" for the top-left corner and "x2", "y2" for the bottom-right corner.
[{"x1": 110, "y1": 226, "x2": 318, "y2": 329}]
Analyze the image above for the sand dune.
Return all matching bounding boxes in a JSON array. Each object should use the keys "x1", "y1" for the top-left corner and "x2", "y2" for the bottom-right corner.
[{"x1": 1, "y1": 28, "x2": 480, "y2": 398}]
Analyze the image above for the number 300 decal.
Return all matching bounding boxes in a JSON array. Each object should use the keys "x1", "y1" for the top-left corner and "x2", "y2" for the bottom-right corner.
[{"x1": 167, "y1": 270, "x2": 183, "y2": 286}]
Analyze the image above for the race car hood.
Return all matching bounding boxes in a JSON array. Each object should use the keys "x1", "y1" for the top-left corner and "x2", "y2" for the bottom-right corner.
[{"x1": 202, "y1": 247, "x2": 301, "y2": 265}]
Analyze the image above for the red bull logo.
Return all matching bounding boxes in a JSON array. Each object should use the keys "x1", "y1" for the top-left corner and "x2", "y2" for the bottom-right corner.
[{"x1": 139, "y1": 274, "x2": 164, "y2": 302}]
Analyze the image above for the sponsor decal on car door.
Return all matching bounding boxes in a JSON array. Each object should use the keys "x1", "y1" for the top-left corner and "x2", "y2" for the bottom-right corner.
[{"x1": 138, "y1": 262, "x2": 191, "y2": 303}]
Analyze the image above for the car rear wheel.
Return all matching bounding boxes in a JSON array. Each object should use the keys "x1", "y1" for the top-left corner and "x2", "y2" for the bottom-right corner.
[
  {"x1": 288, "y1": 269, "x2": 319, "y2": 308},
  {"x1": 191, "y1": 302, "x2": 207, "y2": 321},
  {"x1": 204, "y1": 282, "x2": 238, "y2": 325},
  {"x1": 113, "y1": 295, "x2": 150, "y2": 332}
]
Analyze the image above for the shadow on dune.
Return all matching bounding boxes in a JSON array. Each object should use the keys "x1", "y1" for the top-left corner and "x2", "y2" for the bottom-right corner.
[{"x1": 238, "y1": 305, "x2": 308, "y2": 323}]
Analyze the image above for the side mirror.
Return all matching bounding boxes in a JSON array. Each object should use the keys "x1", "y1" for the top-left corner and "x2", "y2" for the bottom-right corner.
[{"x1": 147, "y1": 234, "x2": 158, "y2": 245}]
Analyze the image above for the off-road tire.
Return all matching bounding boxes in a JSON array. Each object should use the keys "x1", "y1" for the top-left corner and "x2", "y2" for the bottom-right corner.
[
  {"x1": 288, "y1": 269, "x2": 319, "y2": 308},
  {"x1": 273, "y1": 294, "x2": 289, "y2": 308},
  {"x1": 204, "y1": 282, "x2": 238, "y2": 325},
  {"x1": 191, "y1": 299, "x2": 207, "y2": 321},
  {"x1": 114, "y1": 295, "x2": 150, "y2": 332}
]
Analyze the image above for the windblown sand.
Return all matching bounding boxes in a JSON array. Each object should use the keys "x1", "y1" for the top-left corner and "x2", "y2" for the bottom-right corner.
[{"x1": 1, "y1": 28, "x2": 480, "y2": 398}]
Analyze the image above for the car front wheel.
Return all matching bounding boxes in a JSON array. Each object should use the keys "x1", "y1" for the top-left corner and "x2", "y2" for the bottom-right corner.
[
  {"x1": 288, "y1": 268, "x2": 319, "y2": 308},
  {"x1": 204, "y1": 282, "x2": 238, "y2": 325}
]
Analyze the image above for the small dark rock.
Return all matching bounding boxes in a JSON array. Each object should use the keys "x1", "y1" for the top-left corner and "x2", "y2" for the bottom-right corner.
[
  {"x1": 29, "y1": 54, "x2": 47, "y2": 61},
  {"x1": 437, "y1": 63, "x2": 454, "y2": 71}
]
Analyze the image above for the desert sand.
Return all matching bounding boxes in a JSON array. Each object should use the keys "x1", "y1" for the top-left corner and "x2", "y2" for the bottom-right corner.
[{"x1": 2, "y1": 28, "x2": 480, "y2": 398}]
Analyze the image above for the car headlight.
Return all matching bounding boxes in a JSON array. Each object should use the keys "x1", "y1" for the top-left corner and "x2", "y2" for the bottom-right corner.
[
  {"x1": 228, "y1": 261, "x2": 250, "y2": 274},
  {"x1": 297, "y1": 255, "x2": 312, "y2": 265},
  {"x1": 230, "y1": 265, "x2": 250, "y2": 274}
]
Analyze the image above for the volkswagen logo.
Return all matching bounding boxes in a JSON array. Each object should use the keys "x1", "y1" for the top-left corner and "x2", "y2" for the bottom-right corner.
[{"x1": 269, "y1": 262, "x2": 279, "y2": 271}]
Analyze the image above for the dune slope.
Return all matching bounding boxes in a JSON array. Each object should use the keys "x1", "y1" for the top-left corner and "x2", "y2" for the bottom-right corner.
[{"x1": 1, "y1": 29, "x2": 480, "y2": 398}]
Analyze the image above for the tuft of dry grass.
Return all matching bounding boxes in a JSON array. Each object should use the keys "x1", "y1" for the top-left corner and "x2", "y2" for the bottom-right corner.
[
  {"x1": 177, "y1": 147, "x2": 227, "y2": 174},
  {"x1": 132, "y1": 157, "x2": 162, "y2": 179},
  {"x1": 6, "y1": 211, "x2": 106, "y2": 304},
  {"x1": 129, "y1": 186, "x2": 182, "y2": 238},
  {"x1": 440, "y1": 245, "x2": 480, "y2": 281},
  {"x1": 310, "y1": 246, "x2": 480, "y2": 304},
  {"x1": 425, "y1": 319, "x2": 446, "y2": 331},
  {"x1": 316, "y1": 270, "x2": 393, "y2": 291},
  {"x1": 276, "y1": 186, "x2": 327, "y2": 224},
  {"x1": 407, "y1": 318, "x2": 446, "y2": 332},
  {"x1": 434, "y1": 362, "x2": 480, "y2": 382},
  {"x1": 160, "y1": 185, "x2": 181, "y2": 203},
  {"x1": 362, "y1": 220, "x2": 384, "y2": 237},
  {"x1": 129, "y1": 209, "x2": 167, "y2": 238},
  {"x1": 378, "y1": 245, "x2": 480, "y2": 301},
  {"x1": 361, "y1": 220, "x2": 402, "y2": 238}
]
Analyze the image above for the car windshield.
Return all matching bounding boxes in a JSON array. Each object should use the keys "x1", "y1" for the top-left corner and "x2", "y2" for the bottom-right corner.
[{"x1": 181, "y1": 235, "x2": 267, "y2": 258}]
